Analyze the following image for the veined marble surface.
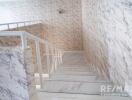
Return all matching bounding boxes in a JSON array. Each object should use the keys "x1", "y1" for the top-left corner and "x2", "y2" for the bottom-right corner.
[
  {"x1": 105, "y1": 0, "x2": 132, "y2": 86},
  {"x1": 82, "y1": 0, "x2": 132, "y2": 85},
  {"x1": 0, "y1": 48, "x2": 29, "y2": 100}
]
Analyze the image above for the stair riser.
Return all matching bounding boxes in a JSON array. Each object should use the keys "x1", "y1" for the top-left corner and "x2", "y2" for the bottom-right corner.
[
  {"x1": 57, "y1": 68, "x2": 93, "y2": 71},
  {"x1": 56, "y1": 71, "x2": 97, "y2": 75},
  {"x1": 42, "y1": 81, "x2": 112, "y2": 94},
  {"x1": 49, "y1": 75, "x2": 96, "y2": 81},
  {"x1": 48, "y1": 75, "x2": 106, "y2": 82}
]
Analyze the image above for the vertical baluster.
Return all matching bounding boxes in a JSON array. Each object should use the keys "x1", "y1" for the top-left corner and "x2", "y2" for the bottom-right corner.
[
  {"x1": 21, "y1": 32, "x2": 27, "y2": 50},
  {"x1": 54, "y1": 48, "x2": 56, "y2": 71},
  {"x1": 54, "y1": 47, "x2": 56, "y2": 71},
  {"x1": 60, "y1": 51, "x2": 62, "y2": 64},
  {"x1": 17, "y1": 23, "x2": 19, "y2": 30},
  {"x1": 58, "y1": 50, "x2": 60, "y2": 65},
  {"x1": 58, "y1": 50, "x2": 61, "y2": 64},
  {"x1": 35, "y1": 40, "x2": 43, "y2": 89},
  {"x1": 24, "y1": 22, "x2": 26, "y2": 30},
  {"x1": 57, "y1": 50, "x2": 60, "y2": 65},
  {"x1": 45, "y1": 41, "x2": 50, "y2": 76},
  {"x1": 56, "y1": 49, "x2": 58, "y2": 66},
  {"x1": 61, "y1": 51, "x2": 63, "y2": 63},
  {"x1": 49, "y1": 45, "x2": 53, "y2": 73},
  {"x1": 51, "y1": 46, "x2": 55, "y2": 73},
  {"x1": 7, "y1": 24, "x2": 10, "y2": 30}
]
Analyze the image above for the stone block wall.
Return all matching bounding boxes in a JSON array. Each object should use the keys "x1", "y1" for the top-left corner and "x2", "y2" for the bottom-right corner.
[{"x1": 45, "y1": 0, "x2": 83, "y2": 50}]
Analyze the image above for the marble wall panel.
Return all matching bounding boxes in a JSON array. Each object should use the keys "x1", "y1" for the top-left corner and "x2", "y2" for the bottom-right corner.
[
  {"x1": 82, "y1": 0, "x2": 132, "y2": 86},
  {"x1": 0, "y1": 47, "x2": 29, "y2": 100}
]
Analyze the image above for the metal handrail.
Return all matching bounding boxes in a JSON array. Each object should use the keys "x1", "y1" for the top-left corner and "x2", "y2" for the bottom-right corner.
[
  {"x1": 0, "y1": 31, "x2": 63, "y2": 89},
  {"x1": 0, "y1": 31, "x2": 62, "y2": 52},
  {"x1": 0, "y1": 20, "x2": 42, "y2": 26}
]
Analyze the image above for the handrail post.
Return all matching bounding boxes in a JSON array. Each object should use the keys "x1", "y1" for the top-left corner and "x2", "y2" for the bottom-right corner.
[
  {"x1": 17, "y1": 23, "x2": 19, "y2": 30},
  {"x1": 58, "y1": 51, "x2": 61, "y2": 64},
  {"x1": 60, "y1": 51, "x2": 63, "y2": 63},
  {"x1": 35, "y1": 40, "x2": 43, "y2": 89},
  {"x1": 45, "y1": 41, "x2": 50, "y2": 75},
  {"x1": 0, "y1": 31, "x2": 64, "y2": 90},
  {"x1": 54, "y1": 48, "x2": 57, "y2": 70},
  {"x1": 7, "y1": 24, "x2": 10, "y2": 30},
  {"x1": 21, "y1": 33, "x2": 27, "y2": 50},
  {"x1": 51, "y1": 46, "x2": 54, "y2": 73},
  {"x1": 24, "y1": 22, "x2": 26, "y2": 30}
]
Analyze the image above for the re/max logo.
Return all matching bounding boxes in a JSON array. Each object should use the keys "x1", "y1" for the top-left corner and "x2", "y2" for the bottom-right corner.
[{"x1": 100, "y1": 85, "x2": 124, "y2": 93}]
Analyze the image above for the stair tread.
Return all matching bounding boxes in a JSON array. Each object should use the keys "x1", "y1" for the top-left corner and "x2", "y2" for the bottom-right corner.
[
  {"x1": 38, "y1": 52, "x2": 130, "y2": 100},
  {"x1": 42, "y1": 80, "x2": 112, "y2": 94},
  {"x1": 55, "y1": 71, "x2": 97, "y2": 75},
  {"x1": 57, "y1": 68, "x2": 93, "y2": 71},
  {"x1": 38, "y1": 92, "x2": 131, "y2": 100},
  {"x1": 47, "y1": 74, "x2": 106, "y2": 82}
]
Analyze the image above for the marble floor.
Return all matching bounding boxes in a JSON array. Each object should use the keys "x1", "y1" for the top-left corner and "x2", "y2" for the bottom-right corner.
[{"x1": 36, "y1": 51, "x2": 131, "y2": 100}]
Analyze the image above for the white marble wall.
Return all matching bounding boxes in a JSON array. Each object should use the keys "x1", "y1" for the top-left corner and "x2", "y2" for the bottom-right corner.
[
  {"x1": 0, "y1": 48, "x2": 29, "y2": 100},
  {"x1": 105, "y1": 0, "x2": 132, "y2": 86},
  {"x1": 82, "y1": 0, "x2": 132, "y2": 85},
  {"x1": 82, "y1": 0, "x2": 109, "y2": 78}
]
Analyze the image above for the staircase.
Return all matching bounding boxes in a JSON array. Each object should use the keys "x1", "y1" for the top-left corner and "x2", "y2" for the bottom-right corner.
[
  {"x1": 37, "y1": 52, "x2": 131, "y2": 100},
  {"x1": 0, "y1": 21, "x2": 131, "y2": 100}
]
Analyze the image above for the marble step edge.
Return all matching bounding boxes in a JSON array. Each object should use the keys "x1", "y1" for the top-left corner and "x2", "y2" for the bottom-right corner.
[
  {"x1": 56, "y1": 70, "x2": 96, "y2": 73},
  {"x1": 54, "y1": 72, "x2": 98, "y2": 76},
  {"x1": 42, "y1": 79, "x2": 111, "y2": 83},
  {"x1": 59, "y1": 65, "x2": 92, "y2": 67},
  {"x1": 38, "y1": 90, "x2": 100, "y2": 95},
  {"x1": 49, "y1": 75, "x2": 102, "y2": 81},
  {"x1": 51, "y1": 73, "x2": 98, "y2": 76},
  {"x1": 59, "y1": 64, "x2": 90, "y2": 66},
  {"x1": 37, "y1": 91, "x2": 129, "y2": 98},
  {"x1": 56, "y1": 69, "x2": 95, "y2": 71},
  {"x1": 59, "y1": 65, "x2": 89, "y2": 67},
  {"x1": 41, "y1": 81, "x2": 115, "y2": 94},
  {"x1": 56, "y1": 70, "x2": 96, "y2": 72},
  {"x1": 58, "y1": 67, "x2": 93, "y2": 69}
]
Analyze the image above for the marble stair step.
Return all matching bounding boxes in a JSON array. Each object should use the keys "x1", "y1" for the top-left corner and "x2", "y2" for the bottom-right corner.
[
  {"x1": 55, "y1": 70, "x2": 97, "y2": 75},
  {"x1": 47, "y1": 74, "x2": 107, "y2": 82},
  {"x1": 58, "y1": 67, "x2": 92, "y2": 71},
  {"x1": 59, "y1": 65, "x2": 90, "y2": 68},
  {"x1": 37, "y1": 92, "x2": 131, "y2": 100},
  {"x1": 58, "y1": 67, "x2": 94, "y2": 72},
  {"x1": 57, "y1": 68, "x2": 93, "y2": 72},
  {"x1": 34, "y1": 92, "x2": 131, "y2": 100},
  {"x1": 41, "y1": 80, "x2": 112, "y2": 94},
  {"x1": 60, "y1": 65, "x2": 90, "y2": 68},
  {"x1": 58, "y1": 65, "x2": 92, "y2": 69}
]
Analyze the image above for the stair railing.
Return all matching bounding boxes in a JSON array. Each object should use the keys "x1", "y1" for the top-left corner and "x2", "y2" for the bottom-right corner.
[
  {"x1": 0, "y1": 31, "x2": 63, "y2": 89},
  {"x1": 0, "y1": 20, "x2": 42, "y2": 31}
]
